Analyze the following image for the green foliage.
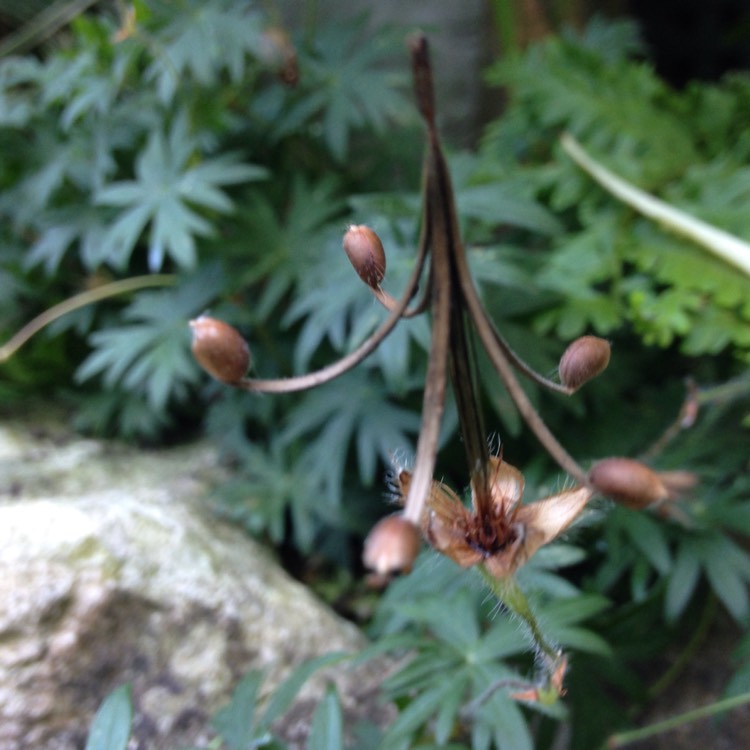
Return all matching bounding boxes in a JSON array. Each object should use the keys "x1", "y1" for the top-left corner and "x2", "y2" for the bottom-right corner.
[
  {"x1": 362, "y1": 546, "x2": 610, "y2": 748},
  {"x1": 85, "y1": 684, "x2": 133, "y2": 750},
  {"x1": 0, "y1": 0, "x2": 410, "y2": 438},
  {"x1": 94, "y1": 111, "x2": 266, "y2": 270},
  {"x1": 83, "y1": 655, "x2": 358, "y2": 750},
  {"x1": 7, "y1": 8, "x2": 750, "y2": 748},
  {"x1": 482, "y1": 19, "x2": 750, "y2": 360},
  {"x1": 195, "y1": 653, "x2": 351, "y2": 749}
]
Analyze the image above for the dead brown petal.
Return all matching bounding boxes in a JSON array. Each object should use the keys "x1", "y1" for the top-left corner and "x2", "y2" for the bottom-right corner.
[
  {"x1": 483, "y1": 456, "x2": 525, "y2": 514},
  {"x1": 515, "y1": 485, "x2": 593, "y2": 560}
]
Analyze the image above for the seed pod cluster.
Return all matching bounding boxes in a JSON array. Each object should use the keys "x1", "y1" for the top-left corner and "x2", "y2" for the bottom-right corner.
[
  {"x1": 588, "y1": 457, "x2": 668, "y2": 510},
  {"x1": 559, "y1": 335, "x2": 611, "y2": 391},
  {"x1": 362, "y1": 513, "x2": 421, "y2": 576},
  {"x1": 342, "y1": 225, "x2": 386, "y2": 289},
  {"x1": 189, "y1": 316, "x2": 250, "y2": 384}
]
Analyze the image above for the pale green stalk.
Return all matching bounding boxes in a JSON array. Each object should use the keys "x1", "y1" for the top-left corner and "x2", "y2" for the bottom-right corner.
[
  {"x1": 0, "y1": 274, "x2": 176, "y2": 362},
  {"x1": 561, "y1": 132, "x2": 750, "y2": 278},
  {"x1": 607, "y1": 691, "x2": 750, "y2": 748},
  {"x1": 477, "y1": 566, "x2": 560, "y2": 671}
]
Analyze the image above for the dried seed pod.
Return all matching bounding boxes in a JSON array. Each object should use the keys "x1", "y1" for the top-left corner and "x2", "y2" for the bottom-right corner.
[
  {"x1": 259, "y1": 27, "x2": 299, "y2": 86},
  {"x1": 363, "y1": 513, "x2": 421, "y2": 576},
  {"x1": 559, "y1": 335, "x2": 611, "y2": 391},
  {"x1": 658, "y1": 470, "x2": 699, "y2": 497},
  {"x1": 342, "y1": 225, "x2": 386, "y2": 289},
  {"x1": 189, "y1": 316, "x2": 250, "y2": 384},
  {"x1": 588, "y1": 457, "x2": 669, "y2": 510}
]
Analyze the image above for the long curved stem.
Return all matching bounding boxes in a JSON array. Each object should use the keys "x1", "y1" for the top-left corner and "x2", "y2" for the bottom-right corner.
[
  {"x1": 372, "y1": 283, "x2": 431, "y2": 318},
  {"x1": 235, "y1": 232, "x2": 429, "y2": 394},
  {"x1": 402, "y1": 193, "x2": 450, "y2": 526},
  {"x1": 454, "y1": 246, "x2": 588, "y2": 483},
  {"x1": 561, "y1": 132, "x2": 750, "y2": 278},
  {"x1": 0, "y1": 274, "x2": 176, "y2": 363},
  {"x1": 488, "y1": 318, "x2": 573, "y2": 395},
  {"x1": 607, "y1": 692, "x2": 750, "y2": 748},
  {"x1": 401, "y1": 38, "x2": 450, "y2": 526}
]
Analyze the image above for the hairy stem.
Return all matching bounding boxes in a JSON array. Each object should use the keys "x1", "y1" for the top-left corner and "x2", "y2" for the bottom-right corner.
[{"x1": 478, "y1": 566, "x2": 561, "y2": 669}]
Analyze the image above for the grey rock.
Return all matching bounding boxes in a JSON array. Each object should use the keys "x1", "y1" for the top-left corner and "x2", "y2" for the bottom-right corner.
[{"x1": 0, "y1": 413, "x2": 389, "y2": 749}]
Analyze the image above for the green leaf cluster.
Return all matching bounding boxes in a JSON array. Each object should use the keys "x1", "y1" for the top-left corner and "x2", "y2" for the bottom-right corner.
[
  {"x1": 361, "y1": 546, "x2": 610, "y2": 749},
  {"x1": 481, "y1": 18, "x2": 750, "y2": 361},
  {"x1": 0, "y1": 0, "x2": 413, "y2": 446},
  {"x1": 9, "y1": 10, "x2": 750, "y2": 747}
]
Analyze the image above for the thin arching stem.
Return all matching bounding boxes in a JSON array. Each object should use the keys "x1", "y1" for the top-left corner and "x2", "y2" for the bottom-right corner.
[
  {"x1": 234, "y1": 235, "x2": 430, "y2": 394},
  {"x1": 488, "y1": 319, "x2": 574, "y2": 395},
  {"x1": 408, "y1": 36, "x2": 587, "y2": 485},
  {"x1": 0, "y1": 274, "x2": 176, "y2": 363},
  {"x1": 422, "y1": 109, "x2": 491, "y2": 508},
  {"x1": 371, "y1": 283, "x2": 431, "y2": 318},
  {"x1": 461, "y1": 272, "x2": 588, "y2": 484},
  {"x1": 441, "y1": 177, "x2": 588, "y2": 483}
]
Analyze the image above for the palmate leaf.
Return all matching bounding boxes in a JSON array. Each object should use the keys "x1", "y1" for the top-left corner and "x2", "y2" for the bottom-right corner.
[
  {"x1": 96, "y1": 111, "x2": 266, "y2": 270},
  {"x1": 229, "y1": 176, "x2": 346, "y2": 319},
  {"x1": 0, "y1": 56, "x2": 42, "y2": 127},
  {"x1": 380, "y1": 589, "x2": 535, "y2": 749},
  {"x1": 447, "y1": 152, "x2": 564, "y2": 239},
  {"x1": 300, "y1": 19, "x2": 411, "y2": 161},
  {"x1": 145, "y1": 0, "x2": 267, "y2": 102},
  {"x1": 535, "y1": 594, "x2": 612, "y2": 657},
  {"x1": 697, "y1": 533, "x2": 750, "y2": 623},
  {"x1": 278, "y1": 368, "x2": 420, "y2": 506},
  {"x1": 75, "y1": 267, "x2": 224, "y2": 409},
  {"x1": 25, "y1": 206, "x2": 113, "y2": 274}
]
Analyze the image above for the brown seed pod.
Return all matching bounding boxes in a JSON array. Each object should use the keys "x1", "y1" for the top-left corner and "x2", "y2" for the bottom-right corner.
[
  {"x1": 588, "y1": 457, "x2": 669, "y2": 510},
  {"x1": 259, "y1": 27, "x2": 299, "y2": 87},
  {"x1": 363, "y1": 513, "x2": 421, "y2": 576},
  {"x1": 189, "y1": 316, "x2": 250, "y2": 384},
  {"x1": 342, "y1": 225, "x2": 386, "y2": 289},
  {"x1": 559, "y1": 335, "x2": 611, "y2": 391}
]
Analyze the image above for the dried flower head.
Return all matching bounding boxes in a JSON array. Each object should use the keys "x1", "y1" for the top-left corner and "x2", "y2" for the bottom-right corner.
[
  {"x1": 588, "y1": 457, "x2": 669, "y2": 509},
  {"x1": 189, "y1": 316, "x2": 250, "y2": 384},
  {"x1": 395, "y1": 456, "x2": 592, "y2": 578},
  {"x1": 362, "y1": 513, "x2": 421, "y2": 576},
  {"x1": 343, "y1": 225, "x2": 386, "y2": 289},
  {"x1": 559, "y1": 336, "x2": 611, "y2": 391}
]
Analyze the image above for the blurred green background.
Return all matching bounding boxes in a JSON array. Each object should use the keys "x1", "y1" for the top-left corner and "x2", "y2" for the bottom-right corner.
[{"x1": 1, "y1": 1, "x2": 750, "y2": 747}]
